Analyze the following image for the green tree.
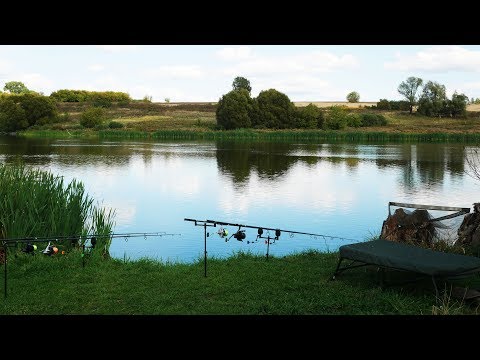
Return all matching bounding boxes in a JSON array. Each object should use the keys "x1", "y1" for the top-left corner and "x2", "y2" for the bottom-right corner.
[
  {"x1": 256, "y1": 89, "x2": 296, "y2": 129},
  {"x1": 19, "y1": 94, "x2": 57, "y2": 126},
  {"x1": 324, "y1": 106, "x2": 348, "y2": 130},
  {"x1": 296, "y1": 104, "x2": 323, "y2": 129},
  {"x1": 80, "y1": 107, "x2": 107, "y2": 128},
  {"x1": 232, "y1": 76, "x2": 252, "y2": 94},
  {"x1": 3, "y1": 81, "x2": 30, "y2": 94},
  {"x1": 447, "y1": 92, "x2": 468, "y2": 117},
  {"x1": 417, "y1": 81, "x2": 447, "y2": 117},
  {"x1": 346, "y1": 91, "x2": 360, "y2": 103},
  {"x1": 0, "y1": 98, "x2": 28, "y2": 132},
  {"x1": 397, "y1": 77, "x2": 423, "y2": 114},
  {"x1": 216, "y1": 89, "x2": 253, "y2": 130}
]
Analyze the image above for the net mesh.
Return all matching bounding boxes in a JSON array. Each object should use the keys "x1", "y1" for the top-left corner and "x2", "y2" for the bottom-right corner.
[{"x1": 381, "y1": 203, "x2": 470, "y2": 246}]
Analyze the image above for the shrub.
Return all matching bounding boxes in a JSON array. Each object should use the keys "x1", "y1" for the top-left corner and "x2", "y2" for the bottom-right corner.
[
  {"x1": 108, "y1": 121, "x2": 124, "y2": 129},
  {"x1": 324, "y1": 106, "x2": 348, "y2": 130},
  {"x1": 50, "y1": 89, "x2": 131, "y2": 104},
  {"x1": 80, "y1": 107, "x2": 106, "y2": 128},
  {"x1": 346, "y1": 113, "x2": 362, "y2": 127},
  {"x1": 296, "y1": 104, "x2": 324, "y2": 129},
  {"x1": 0, "y1": 98, "x2": 28, "y2": 132},
  {"x1": 376, "y1": 99, "x2": 390, "y2": 110},
  {"x1": 389, "y1": 100, "x2": 410, "y2": 111},
  {"x1": 216, "y1": 89, "x2": 253, "y2": 130},
  {"x1": 360, "y1": 113, "x2": 387, "y2": 126},
  {"x1": 18, "y1": 93, "x2": 58, "y2": 126},
  {"x1": 376, "y1": 99, "x2": 410, "y2": 111},
  {"x1": 255, "y1": 89, "x2": 296, "y2": 129}
]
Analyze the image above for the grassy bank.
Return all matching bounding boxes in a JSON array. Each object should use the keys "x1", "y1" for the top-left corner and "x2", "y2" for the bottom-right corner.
[
  {"x1": 1, "y1": 250, "x2": 478, "y2": 315},
  {"x1": 16, "y1": 102, "x2": 480, "y2": 142}
]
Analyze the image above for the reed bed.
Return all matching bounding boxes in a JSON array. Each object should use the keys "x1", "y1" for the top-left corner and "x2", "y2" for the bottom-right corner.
[
  {"x1": 92, "y1": 129, "x2": 480, "y2": 143},
  {"x1": 0, "y1": 163, "x2": 115, "y2": 254}
]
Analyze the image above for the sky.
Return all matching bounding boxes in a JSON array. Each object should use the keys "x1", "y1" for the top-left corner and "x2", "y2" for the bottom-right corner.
[{"x1": 0, "y1": 45, "x2": 479, "y2": 102}]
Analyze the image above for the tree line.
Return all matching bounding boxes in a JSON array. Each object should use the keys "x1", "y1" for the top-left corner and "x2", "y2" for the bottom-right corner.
[
  {"x1": 216, "y1": 77, "x2": 386, "y2": 130},
  {"x1": 377, "y1": 76, "x2": 469, "y2": 117}
]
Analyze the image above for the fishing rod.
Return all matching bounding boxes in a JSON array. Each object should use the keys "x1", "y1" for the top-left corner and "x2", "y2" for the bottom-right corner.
[
  {"x1": 1, "y1": 232, "x2": 177, "y2": 246},
  {"x1": 1, "y1": 231, "x2": 181, "y2": 299},
  {"x1": 184, "y1": 217, "x2": 361, "y2": 277},
  {"x1": 206, "y1": 219, "x2": 360, "y2": 241}
]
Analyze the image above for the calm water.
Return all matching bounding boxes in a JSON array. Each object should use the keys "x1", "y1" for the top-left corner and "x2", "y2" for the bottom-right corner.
[{"x1": 0, "y1": 135, "x2": 478, "y2": 262}]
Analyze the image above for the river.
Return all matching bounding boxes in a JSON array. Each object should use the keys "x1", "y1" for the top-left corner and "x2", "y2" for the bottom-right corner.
[{"x1": 0, "y1": 135, "x2": 478, "y2": 262}]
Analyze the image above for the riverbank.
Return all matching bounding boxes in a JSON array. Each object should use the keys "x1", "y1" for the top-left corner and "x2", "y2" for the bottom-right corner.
[
  {"x1": 1, "y1": 250, "x2": 478, "y2": 315},
  {"x1": 15, "y1": 102, "x2": 480, "y2": 141}
]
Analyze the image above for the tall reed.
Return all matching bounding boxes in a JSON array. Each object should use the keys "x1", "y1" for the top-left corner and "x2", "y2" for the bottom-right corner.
[{"x1": 0, "y1": 163, "x2": 115, "y2": 255}]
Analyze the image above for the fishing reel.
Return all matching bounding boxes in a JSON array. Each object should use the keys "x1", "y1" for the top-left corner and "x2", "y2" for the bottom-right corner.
[
  {"x1": 217, "y1": 227, "x2": 229, "y2": 240},
  {"x1": 22, "y1": 243, "x2": 37, "y2": 255},
  {"x1": 227, "y1": 227, "x2": 246, "y2": 242},
  {"x1": 233, "y1": 230, "x2": 246, "y2": 241},
  {"x1": 42, "y1": 241, "x2": 59, "y2": 256}
]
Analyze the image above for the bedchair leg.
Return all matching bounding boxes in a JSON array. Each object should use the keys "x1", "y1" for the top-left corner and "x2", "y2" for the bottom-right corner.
[
  {"x1": 432, "y1": 276, "x2": 439, "y2": 300},
  {"x1": 331, "y1": 258, "x2": 344, "y2": 280},
  {"x1": 377, "y1": 267, "x2": 385, "y2": 289}
]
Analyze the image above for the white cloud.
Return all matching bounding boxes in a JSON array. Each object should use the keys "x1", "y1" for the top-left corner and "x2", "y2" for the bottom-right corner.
[
  {"x1": 462, "y1": 81, "x2": 480, "y2": 91},
  {"x1": 384, "y1": 46, "x2": 480, "y2": 72},
  {"x1": 147, "y1": 65, "x2": 205, "y2": 79},
  {"x1": 253, "y1": 76, "x2": 331, "y2": 100},
  {"x1": 19, "y1": 73, "x2": 54, "y2": 94},
  {"x1": 95, "y1": 45, "x2": 138, "y2": 53},
  {"x1": 223, "y1": 50, "x2": 358, "y2": 77},
  {"x1": 216, "y1": 46, "x2": 253, "y2": 60},
  {"x1": 88, "y1": 64, "x2": 105, "y2": 72},
  {"x1": 216, "y1": 49, "x2": 358, "y2": 101},
  {"x1": 0, "y1": 59, "x2": 12, "y2": 74}
]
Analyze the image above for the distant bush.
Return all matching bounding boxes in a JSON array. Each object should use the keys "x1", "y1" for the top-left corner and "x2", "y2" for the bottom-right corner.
[
  {"x1": 50, "y1": 90, "x2": 131, "y2": 104},
  {"x1": 18, "y1": 94, "x2": 57, "y2": 126},
  {"x1": 255, "y1": 89, "x2": 296, "y2": 129},
  {"x1": 296, "y1": 104, "x2": 324, "y2": 129},
  {"x1": 0, "y1": 98, "x2": 28, "y2": 132},
  {"x1": 324, "y1": 106, "x2": 348, "y2": 130},
  {"x1": 375, "y1": 99, "x2": 409, "y2": 111},
  {"x1": 108, "y1": 120, "x2": 124, "y2": 129},
  {"x1": 389, "y1": 101, "x2": 410, "y2": 111},
  {"x1": 0, "y1": 94, "x2": 57, "y2": 131},
  {"x1": 346, "y1": 91, "x2": 360, "y2": 103},
  {"x1": 346, "y1": 113, "x2": 362, "y2": 127},
  {"x1": 360, "y1": 113, "x2": 387, "y2": 126},
  {"x1": 376, "y1": 99, "x2": 390, "y2": 110},
  {"x1": 80, "y1": 107, "x2": 106, "y2": 128},
  {"x1": 216, "y1": 89, "x2": 253, "y2": 130}
]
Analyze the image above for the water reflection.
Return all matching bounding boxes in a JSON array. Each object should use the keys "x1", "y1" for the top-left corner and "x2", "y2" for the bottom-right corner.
[{"x1": 215, "y1": 140, "x2": 467, "y2": 194}]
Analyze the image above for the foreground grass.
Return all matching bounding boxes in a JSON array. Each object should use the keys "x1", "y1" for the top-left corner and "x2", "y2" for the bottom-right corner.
[{"x1": 1, "y1": 250, "x2": 478, "y2": 315}]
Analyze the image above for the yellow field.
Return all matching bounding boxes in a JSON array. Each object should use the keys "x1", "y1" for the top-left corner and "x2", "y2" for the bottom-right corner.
[
  {"x1": 293, "y1": 101, "x2": 377, "y2": 108},
  {"x1": 158, "y1": 101, "x2": 480, "y2": 111}
]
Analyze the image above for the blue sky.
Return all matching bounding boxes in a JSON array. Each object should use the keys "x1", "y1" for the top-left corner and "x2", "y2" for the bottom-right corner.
[{"x1": 0, "y1": 45, "x2": 479, "y2": 102}]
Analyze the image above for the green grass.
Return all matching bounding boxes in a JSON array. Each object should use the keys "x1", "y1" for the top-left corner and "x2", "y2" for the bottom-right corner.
[
  {"x1": 1, "y1": 250, "x2": 478, "y2": 315},
  {"x1": 17, "y1": 105, "x2": 480, "y2": 143},
  {"x1": 0, "y1": 163, "x2": 115, "y2": 254},
  {"x1": 20, "y1": 128, "x2": 480, "y2": 143}
]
